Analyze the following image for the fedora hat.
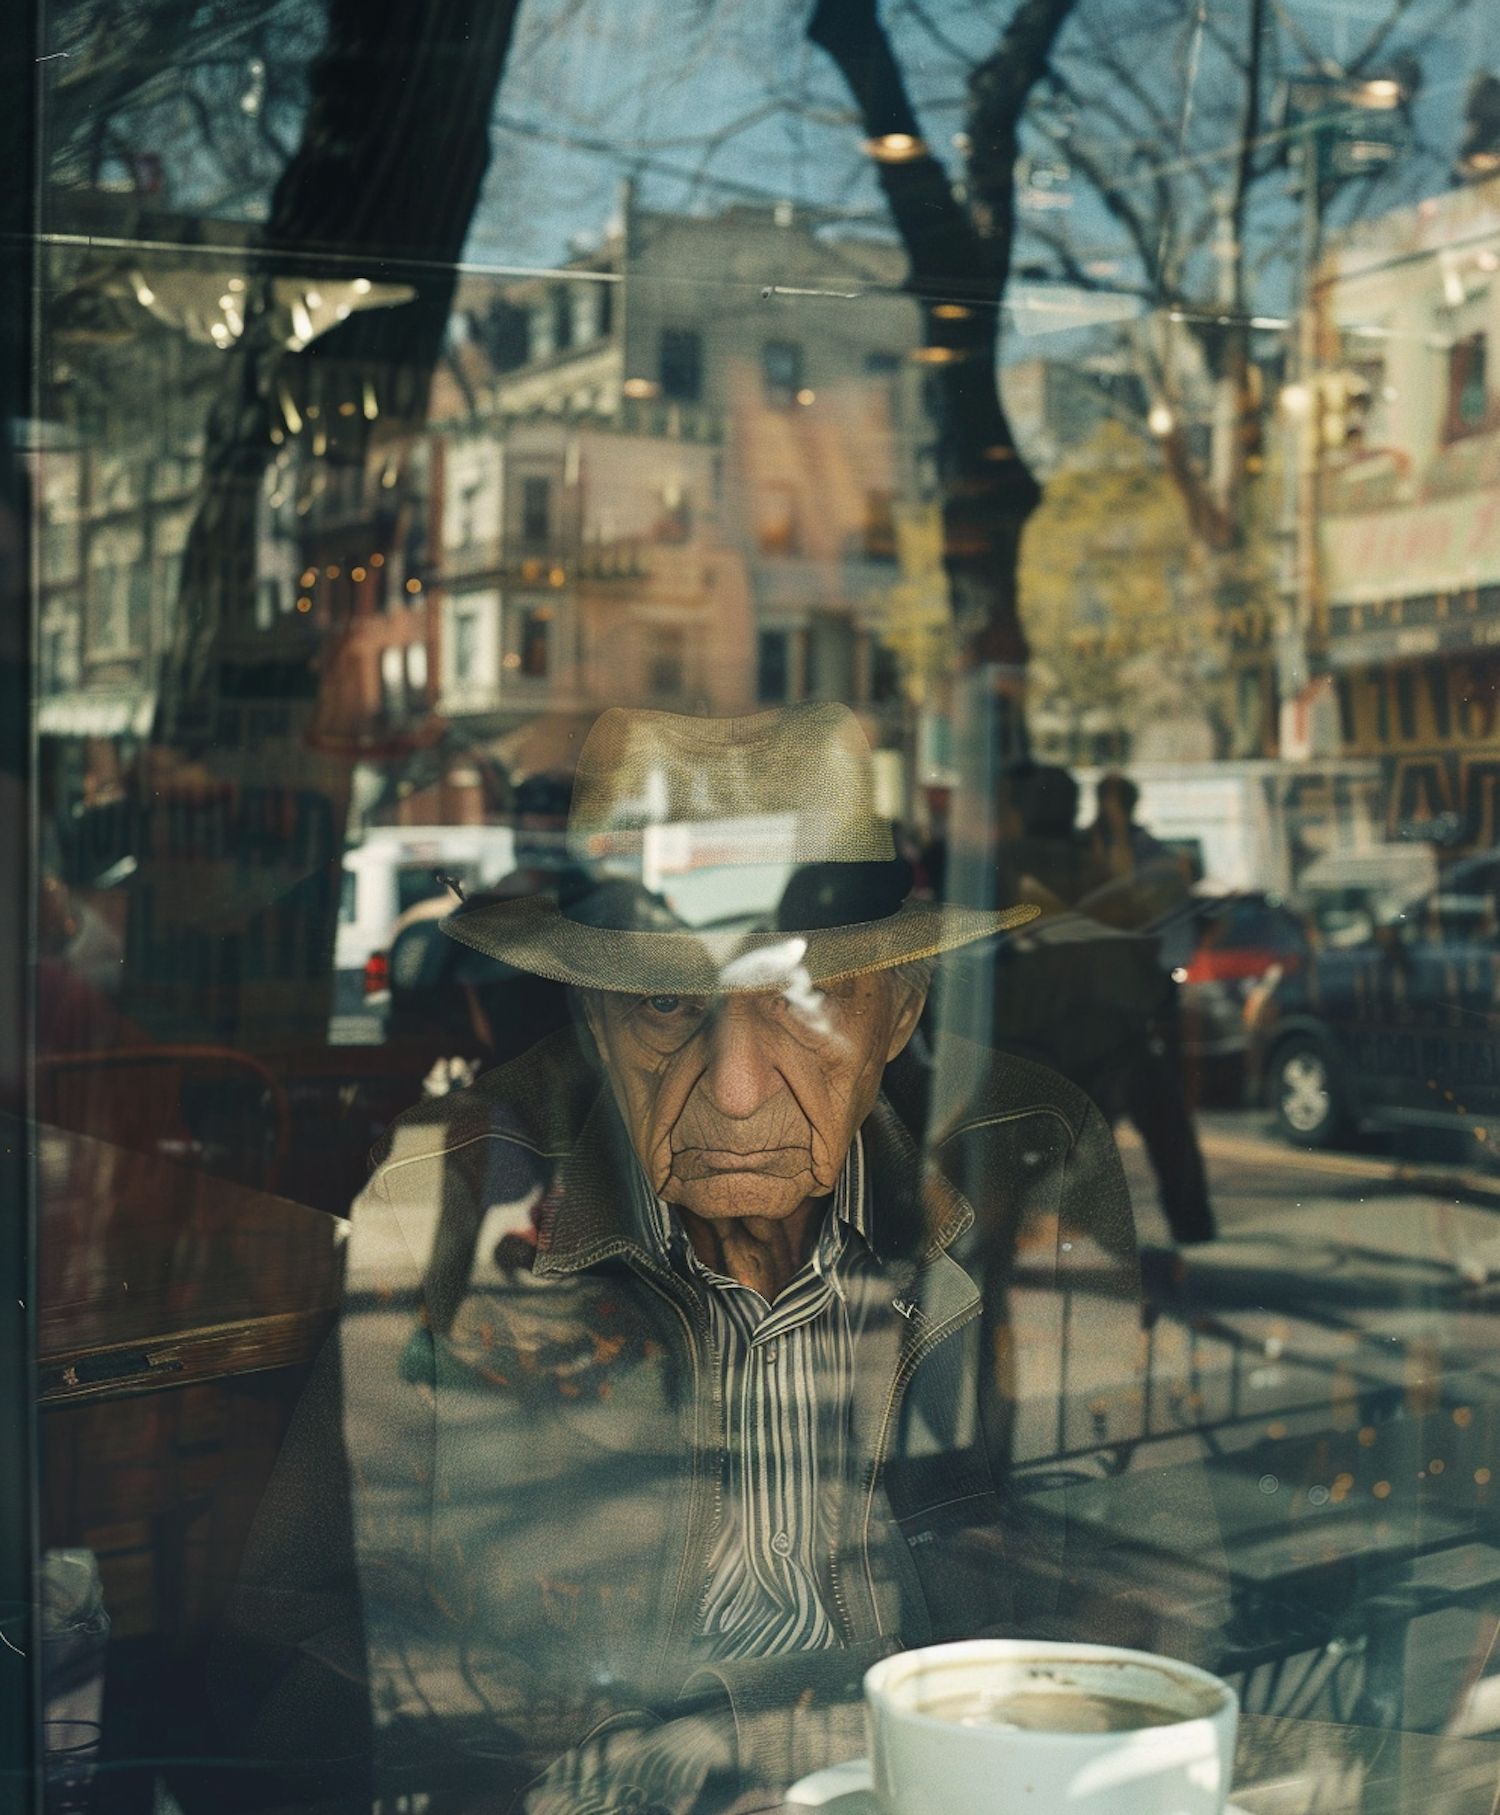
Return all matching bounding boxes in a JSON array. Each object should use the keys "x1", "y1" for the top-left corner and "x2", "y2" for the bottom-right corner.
[{"x1": 443, "y1": 702, "x2": 1037, "y2": 994}]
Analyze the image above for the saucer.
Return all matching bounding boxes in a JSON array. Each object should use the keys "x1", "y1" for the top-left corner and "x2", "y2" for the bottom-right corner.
[{"x1": 784, "y1": 1758, "x2": 1250, "y2": 1814}]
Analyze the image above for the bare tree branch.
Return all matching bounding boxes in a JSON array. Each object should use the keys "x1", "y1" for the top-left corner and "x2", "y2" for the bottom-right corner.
[
  {"x1": 1347, "y1": 0, "x2": 1422, "y2": 76},
  {"x1": 809, "y1": 0, "x2": 1079, "y2": 669}
]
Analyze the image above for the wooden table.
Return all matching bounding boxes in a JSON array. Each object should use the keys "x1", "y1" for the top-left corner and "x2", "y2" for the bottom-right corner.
[
  {"x1": 37, "y1": 1125, "x2": 345, "y2": 1651},
  {"x1": 37, "y1": 1123, "x2": 344, "y2": 1407}
]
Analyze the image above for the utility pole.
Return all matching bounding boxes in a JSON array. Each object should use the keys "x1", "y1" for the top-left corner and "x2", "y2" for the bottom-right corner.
[{"x1": 1275, "y1": 72, "x2": 1408, "y2": 757}]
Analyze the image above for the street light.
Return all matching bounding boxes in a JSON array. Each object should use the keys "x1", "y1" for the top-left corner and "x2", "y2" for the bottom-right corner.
[{"x1": 1278, "y1": 71, "x2": 1412, "y2": 200}]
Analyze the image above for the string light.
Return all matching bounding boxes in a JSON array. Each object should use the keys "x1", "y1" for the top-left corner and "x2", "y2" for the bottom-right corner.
[{"x1": 864, "y1": 132, "x2": 927, "y2": 163}]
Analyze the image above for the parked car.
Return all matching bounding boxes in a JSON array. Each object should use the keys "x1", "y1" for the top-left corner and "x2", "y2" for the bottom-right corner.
[
  {"x1": 1248, "y1": 848, "x2": 1500, "y2": 1152},
  {"x1": 1179, "y1": 890, "x2": 1309, "y2": 1103}
]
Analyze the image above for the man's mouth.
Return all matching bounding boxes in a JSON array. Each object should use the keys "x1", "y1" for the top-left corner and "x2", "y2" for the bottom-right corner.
[{"x1": 669, "y1": 1145, "x2": 810, "y2": 1179}]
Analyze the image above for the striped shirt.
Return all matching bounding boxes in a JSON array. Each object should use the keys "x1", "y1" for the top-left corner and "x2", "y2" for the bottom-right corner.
[{"x1": 632, "y1": 1136, "x2": 878, "y2": 1660}]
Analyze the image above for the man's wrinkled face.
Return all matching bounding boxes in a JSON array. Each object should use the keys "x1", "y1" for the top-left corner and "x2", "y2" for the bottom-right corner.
[{"x1": 580, "y1": 970, "x2": 925, "y2": 1222}]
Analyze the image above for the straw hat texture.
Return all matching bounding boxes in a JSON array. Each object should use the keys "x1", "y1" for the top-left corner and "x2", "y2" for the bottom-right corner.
[{"x1": 442, "y1": 702, "x2": 1037, "y2": 993}]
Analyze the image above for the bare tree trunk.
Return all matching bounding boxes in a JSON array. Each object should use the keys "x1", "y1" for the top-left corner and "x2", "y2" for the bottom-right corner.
[
  {"x1": 138, "y1": 0, "x2": 522, "y2": 1051},
  {"x1": 808, "y1": 0, "x2": 1077, "y2": 676},
  {"x1": 162, "y1": 0, "x2": 524, "y2": 734}
]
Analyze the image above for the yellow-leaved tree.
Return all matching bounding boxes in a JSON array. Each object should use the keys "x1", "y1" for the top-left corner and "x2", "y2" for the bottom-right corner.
[{"x1": 1018, "y1": 421, "x2": 1231, "y2": 764}]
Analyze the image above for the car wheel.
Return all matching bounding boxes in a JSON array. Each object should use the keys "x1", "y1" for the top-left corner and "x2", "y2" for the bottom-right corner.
[{"x1": 1270, "y1": 1038, "x2": 1346, "y2": 1147}]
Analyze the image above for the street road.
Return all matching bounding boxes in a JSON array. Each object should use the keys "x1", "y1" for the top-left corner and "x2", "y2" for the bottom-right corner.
[{"x1": 1112, "y1": 1109, "x2": 1500, "y2": 1737}]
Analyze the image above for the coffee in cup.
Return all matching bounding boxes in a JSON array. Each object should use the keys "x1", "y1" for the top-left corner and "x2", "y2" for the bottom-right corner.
[{"x1": 864, "y1": 1639, "x2": 1238, "y2": 1815}]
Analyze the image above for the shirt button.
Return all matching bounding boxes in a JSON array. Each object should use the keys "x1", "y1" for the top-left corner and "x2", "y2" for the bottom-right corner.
[
  {"x1": 762, "y1": 1343, "x2": 779, "y2": 1365},
  {"x1": 771, "y1": 1530, "x2": 792, "y2": 1557}
]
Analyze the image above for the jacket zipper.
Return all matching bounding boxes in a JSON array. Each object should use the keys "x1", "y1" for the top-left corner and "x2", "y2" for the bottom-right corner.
[{"x1": 857, "y1": 1293, "x2": 983, "y2": 1638}]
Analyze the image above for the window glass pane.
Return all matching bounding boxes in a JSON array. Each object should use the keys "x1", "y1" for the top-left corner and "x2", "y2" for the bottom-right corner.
[{"x1": 18, "y1": 5, "x2": 1500, "y2": 1814}]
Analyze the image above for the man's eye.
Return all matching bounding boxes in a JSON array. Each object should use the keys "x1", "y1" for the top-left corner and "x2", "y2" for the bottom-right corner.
[{"x1": 646, "y1": 995, "x2": 681, "y2": 1014}]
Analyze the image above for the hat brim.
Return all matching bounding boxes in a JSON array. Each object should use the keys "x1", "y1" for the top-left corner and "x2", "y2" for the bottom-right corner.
[{"x1": 440, "y1": 896, "x2": 1041, "y2": 994}]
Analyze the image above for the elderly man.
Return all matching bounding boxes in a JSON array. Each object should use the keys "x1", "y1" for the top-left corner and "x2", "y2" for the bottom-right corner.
[{"x1": 217, "y1": 705, "x2": 1211, "y2": 1814}]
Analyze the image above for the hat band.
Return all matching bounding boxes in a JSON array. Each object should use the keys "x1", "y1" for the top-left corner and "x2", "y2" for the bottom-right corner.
[{"x1": 560, "y1": 857, "x2": 912, "y2": 935}]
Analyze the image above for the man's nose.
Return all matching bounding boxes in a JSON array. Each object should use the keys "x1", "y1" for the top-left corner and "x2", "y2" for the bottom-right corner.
[{"x1": 699, "y1": 1000, "x2": 781, "y2": 1119}]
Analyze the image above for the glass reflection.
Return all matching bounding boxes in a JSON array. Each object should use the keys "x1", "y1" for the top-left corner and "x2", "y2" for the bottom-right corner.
[{"x1": 22, "y1": 2, "x2": 1500, "y2": 1813}]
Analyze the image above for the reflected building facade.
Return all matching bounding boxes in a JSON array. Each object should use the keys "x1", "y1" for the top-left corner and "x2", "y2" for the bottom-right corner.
[
  {"x1": 429, "y1": 196, "x2": 926, "y2": 778},
  {"x1": 1309, "y1": 168, "x2": 1500, "y2": 850}
]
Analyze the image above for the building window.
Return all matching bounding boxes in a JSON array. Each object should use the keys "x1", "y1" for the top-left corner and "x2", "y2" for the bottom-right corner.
[
  {"x1": 380, "y1": 643, "x2": 407, "y2": 717},
  {"x1": 1234, "y1": 669, "x2": 1264, "y2": 757},
  {"x1": 1425, "y1": 659, "x2": 1451, "y2": 739},
  {"x1": 864, "y1": 350, "x2": 901, "y2": 375},
  {"x1": 521, "y1": 476, "x2": 551, "y2": 545},
  {"x1": 763, "y1": 339, "x2": 803, "y2": 409},
  {"x1": 807, "y1": 614, "x2": 855, "y2": 702},
  {"x1": 659, "y1": 328, "x2": 702, "y2": 402},
  {"x1": 1394, "y1": 666, "x2": 1417, "y2": 740},
  {"x1": 551, "y1": 286, "x2": 573, "y2": 353},
  {"x1": 453, "y1": 611, "x2": 480, "y2": 683},
  {"x1": 90, "y1": 569, "x2": 127, "y2": 655},
  {"x1": 1445, "y1": 332, "x2": 1488, "y2": 440},
  {"x1": 457, "y1": 480, "x2": 482, "y2": 549},
  {"x1": 755, "y1": 486, "x2": 797, "y2": 555},
  {"x1": 1335, "y1": 675, "x2": 1356, "y2": 745},
  {"x1": 128, "y1": 566, "x2": 151, "y2": 647},
  {"x1": 519, "y1": 606, "x2": 550, "y2": 677},
  {"x1": 863, "y1": 490, "x2": 898, "y2": 562},
  {"x1": 871, "y1": 640, "x2": 901, "y2": 703},
  {"x1": 648, "y1": 627, "x2": 685, "y2": 697},
  {"x1": 757, "y1": 630, "x2": 789, "y2": 702},
  {"x1": 1373, "y1": 669, "x2": 1390, "y2": 744},
  {"x1": 483, "y1": 298, "x2": 531, "y2": 372}
]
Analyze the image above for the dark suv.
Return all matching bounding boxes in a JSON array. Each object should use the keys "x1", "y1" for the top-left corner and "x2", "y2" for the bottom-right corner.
[{"x1": 1249, "y1": 849, "x2": 1500, "y2": 1152}]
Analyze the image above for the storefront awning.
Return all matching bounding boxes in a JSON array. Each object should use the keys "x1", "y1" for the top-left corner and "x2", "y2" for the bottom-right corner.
[{"x1": 37, "y1": 690, "x2": 157, "y2": 738}]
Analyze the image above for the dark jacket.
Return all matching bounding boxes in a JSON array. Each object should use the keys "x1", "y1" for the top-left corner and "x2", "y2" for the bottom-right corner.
[{"x1": 214, "y1": 1028, "x2": 1224, "y2": 1811}]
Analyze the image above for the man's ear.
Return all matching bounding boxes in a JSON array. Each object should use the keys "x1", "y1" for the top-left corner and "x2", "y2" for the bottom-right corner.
[{"x1": 884, "y1": 976, "x2": 929, "y2": 1062}]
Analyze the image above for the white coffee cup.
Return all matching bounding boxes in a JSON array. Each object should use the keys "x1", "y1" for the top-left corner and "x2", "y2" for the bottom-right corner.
[{"x1": 863, "y1": 1639, "x2": 1238, "y2": 1815}]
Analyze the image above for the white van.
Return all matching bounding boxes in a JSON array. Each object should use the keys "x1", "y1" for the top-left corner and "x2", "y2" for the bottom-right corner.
[{"x1": 332, "y1": 825, "x2": 516, "y2": 1036}]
